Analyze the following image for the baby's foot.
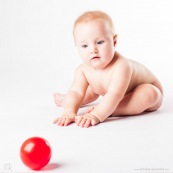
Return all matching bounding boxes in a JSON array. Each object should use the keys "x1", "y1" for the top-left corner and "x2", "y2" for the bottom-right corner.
[{"x1": 53, "y1": 93, "x2": 66, "y2": 107}]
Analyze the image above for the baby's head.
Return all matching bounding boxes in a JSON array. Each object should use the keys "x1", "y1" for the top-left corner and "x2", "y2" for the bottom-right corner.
[
  {"x1": 73, "y1": 10, "x2": 116, "y2": 39},
  {"x1": 73, "y1": 11, "x2": 117, "y2": 70}
]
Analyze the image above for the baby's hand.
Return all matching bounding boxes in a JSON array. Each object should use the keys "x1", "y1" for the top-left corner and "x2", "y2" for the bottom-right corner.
[
  {"x1": 86, "y1": 106, "x2": 95, "y2": 113},
  {"x1": 53, "y1": 112, "x2": 76, "y2": 126},
  {"x1": 75, "y1": 113, "x2": 100, "y2": 128}
]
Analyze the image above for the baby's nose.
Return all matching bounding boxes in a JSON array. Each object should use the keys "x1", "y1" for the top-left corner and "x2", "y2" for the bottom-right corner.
[{"x1": 90, "y1": 45, "x2": 98, "y2": 54}]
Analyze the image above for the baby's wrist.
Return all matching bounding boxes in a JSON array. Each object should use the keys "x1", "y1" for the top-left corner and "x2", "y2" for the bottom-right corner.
[{"x1": 63, "y1": 111, "x2": 76, "y2": 119}]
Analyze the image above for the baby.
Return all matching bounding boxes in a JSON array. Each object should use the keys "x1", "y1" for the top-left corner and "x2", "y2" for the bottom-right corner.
[{"x1": 53, "y1": 11, "x2": 163, "y2": 128}]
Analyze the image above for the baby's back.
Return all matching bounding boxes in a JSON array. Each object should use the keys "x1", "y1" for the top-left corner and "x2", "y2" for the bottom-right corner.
[
  {"x1": 127, "y1": 58, "x2": 163, "y2": 94},
  {"x1": 82, "y1": 52, "x2": 163, "y2": 96}
]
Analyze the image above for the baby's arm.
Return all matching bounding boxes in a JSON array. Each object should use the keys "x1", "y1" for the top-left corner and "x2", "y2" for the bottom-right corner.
[
  {"x1": 54, "y1": 65, "x2": 88, "y2": 126},
  {"x1": 77, "y1": 60, "x2": 133, "y2": 127},
  {"x1": 92, "y1": 61, "x2": 132, "y2": 122}
]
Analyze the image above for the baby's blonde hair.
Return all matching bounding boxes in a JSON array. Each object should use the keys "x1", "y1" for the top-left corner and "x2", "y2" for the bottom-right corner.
[{"x1": 73, "y1": 10, "x2": 116, "y2": 36}]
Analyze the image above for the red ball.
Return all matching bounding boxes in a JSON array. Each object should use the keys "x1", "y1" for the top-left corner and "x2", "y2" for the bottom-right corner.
[{"x1": 20, "y1": 137, "x2": 52, "y2": 170}]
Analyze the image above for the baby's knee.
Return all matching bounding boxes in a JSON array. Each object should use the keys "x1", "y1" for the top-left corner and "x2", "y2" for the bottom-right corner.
[{"x1": 140, "y1": 84, "x2": 162, "y2": 105}]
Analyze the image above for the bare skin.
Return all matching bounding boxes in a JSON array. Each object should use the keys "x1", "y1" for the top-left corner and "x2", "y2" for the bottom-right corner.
[
  {"x1": 54, "y1": 53, "x2": 163, "y2": 127},
  {"x1": 53, "y1": 86, "x2": 99, "y2": 107},
  {"x1": 53, "y1": 18, "x2": 163, "y2": 128}
]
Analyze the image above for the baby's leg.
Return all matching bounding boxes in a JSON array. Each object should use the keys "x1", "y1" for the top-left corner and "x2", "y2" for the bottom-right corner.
[
  {"x1": 54, "y1": 86, "x2": 99, "y2": 107},
  {"x1": 112, "y1": 84, "x2": 163, "y2": 116}
]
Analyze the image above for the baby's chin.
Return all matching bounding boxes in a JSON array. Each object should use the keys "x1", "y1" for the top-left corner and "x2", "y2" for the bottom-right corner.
[{"x1": 90, "y1": 62, "x2": 107, "y2": 70}]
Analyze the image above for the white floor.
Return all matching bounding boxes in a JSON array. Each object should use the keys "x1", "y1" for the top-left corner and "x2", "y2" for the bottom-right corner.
[
  {"x1": 0, "y1": 88, "x2": 173, "y2": 173},
  {"x1": 1, "y1": 0, "x2": 173, "y2": 173}
]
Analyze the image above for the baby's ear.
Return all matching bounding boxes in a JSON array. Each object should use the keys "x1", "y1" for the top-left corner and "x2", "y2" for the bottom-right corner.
[{"x1": 113, "y1": 34, "x2": 117, "y2": 46}]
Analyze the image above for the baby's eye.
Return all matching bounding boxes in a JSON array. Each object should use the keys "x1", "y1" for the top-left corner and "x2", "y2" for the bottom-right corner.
[
  {"x1": 97, "y1": 40, "x2": 104, "y2": 45},
  {"x1": 82, "y1": 44, "x2": 88, "y2": 48}
]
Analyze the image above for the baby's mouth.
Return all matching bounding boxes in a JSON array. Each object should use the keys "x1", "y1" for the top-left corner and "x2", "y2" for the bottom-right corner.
[{"x1": 91, "y1": 56, "x2": 100, "y2": 60}]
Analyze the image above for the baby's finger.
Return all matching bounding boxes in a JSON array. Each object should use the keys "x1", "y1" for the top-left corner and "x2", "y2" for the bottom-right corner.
[
  {"x1": 79, "y1": 118, "x2": 87, "y2": 127},
  {"x1": 84, "y1": 119, "x2": 91, "y2": 128},
  {"x1": 55, "y1": 118, "x2": 62, "y2": 126},
  {"x1": 64, "y1": 118, "x2": 71, "y2": 126},
  {"x1": 86, "y1": 107, "x2": 94, "y2": 113},
  {"x1": 91, "y1": 116, "x2": 100, "y2": 126},
  {"x1": 54, "y1": 118, "x2": 63, "y2": 126},
  {"x1": 75, "y1": 116, "x2": 83, "y2": 126},
  {"x1": 53, "y1": 118, "x2": 59, "y2": 124},
  {"x1": 91, "y1": 119, "x2": 97, "y2": 126},
  {"x1": 59, "y1": 118, "x2": 66, "y2": 126}
]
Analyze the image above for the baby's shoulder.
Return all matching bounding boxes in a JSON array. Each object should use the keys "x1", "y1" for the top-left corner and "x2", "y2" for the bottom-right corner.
[
  {"x1": 114, "y1": 52, "x2": 128, "y2": 64},
  {"x1": 76, "y1": 63, "x2": 88, "y2": 70},
  {"x1": 75, "y1": 64, "x2": 89, "y2": 74},
  {"x1": 113, "y1": 53, "x2": 132, "y2": 70}
]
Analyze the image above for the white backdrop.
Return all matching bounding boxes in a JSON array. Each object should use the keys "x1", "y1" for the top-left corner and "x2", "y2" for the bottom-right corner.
[
  {"x1": 0, "y1": 0, "x2": 173, "y2": 172},
  {"x1": 0, "y1": 0, "x2": 173, "y2": 110}
]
